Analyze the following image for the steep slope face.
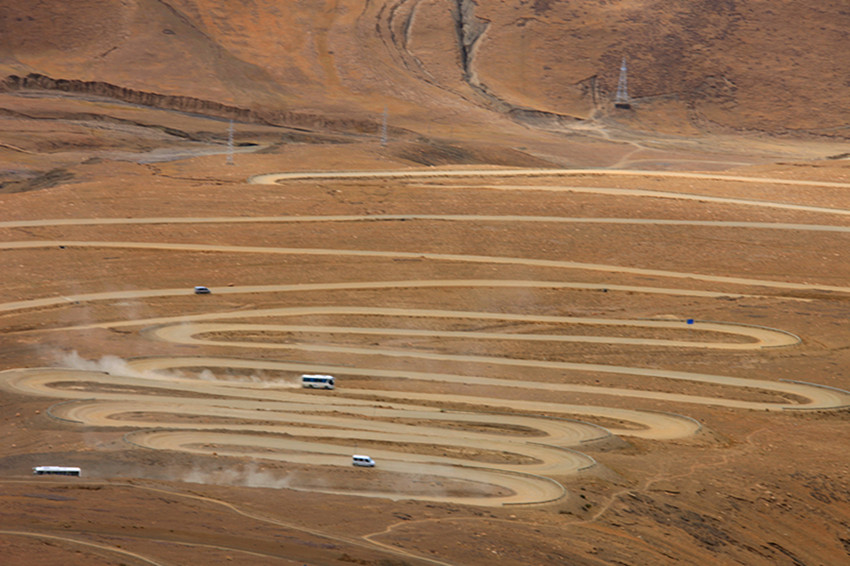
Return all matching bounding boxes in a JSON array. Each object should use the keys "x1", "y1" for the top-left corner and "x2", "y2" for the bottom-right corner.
[
  {"x1": 162, "y1": 0, "x2": 349, "y2": 104},
  {"x1": 0, "y1": 1, "x2": 846, "y2": 137},
  {"x1": 438, "y1": 0, "x2": 850, "y2": 134},
  {"x1": 160, "y1": 0, "x2": 478, "y2": 118},
  {"x1": 0, "y1": 0, "x2": 285, "y2": 107}
]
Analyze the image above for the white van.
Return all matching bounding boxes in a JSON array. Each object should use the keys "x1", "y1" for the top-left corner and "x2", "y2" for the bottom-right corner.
[{"x1": 352, "y1": 455, "x2": 375, "y2": 467}]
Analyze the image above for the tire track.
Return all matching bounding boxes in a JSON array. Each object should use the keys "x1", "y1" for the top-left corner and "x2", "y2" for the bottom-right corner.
[
  {"x1": 0, "y1": 529, "x2": 165, "y2": 566},
  {"x1": 248, "y1": 168, "x2": 850, "y2": 189},
  {"x1": 4, "y1": 239, "x2": 850, "y2": 295}
]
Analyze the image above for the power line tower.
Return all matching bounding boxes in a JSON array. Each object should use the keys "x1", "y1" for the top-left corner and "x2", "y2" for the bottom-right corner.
[
  {"x1": 226, "y1": 119, "x2": 235, "y2": 165},
  {"x1": 380, "y1": 107, "x2": 388, "y2": 146},
  {"x1": 614, "y1": 58, "x2": 631, "y2": 109}
]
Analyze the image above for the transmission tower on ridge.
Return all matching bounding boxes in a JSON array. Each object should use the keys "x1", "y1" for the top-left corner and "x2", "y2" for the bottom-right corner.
[
  {"x1": 614, "y1": 58, "x2": 631, "y2": 109},
  {"x1": 226, "y1": 119, "x2": 235, "y2": 165},
  {"x1": 380, "y1": 107, "x2": 388, "y2": 146}
]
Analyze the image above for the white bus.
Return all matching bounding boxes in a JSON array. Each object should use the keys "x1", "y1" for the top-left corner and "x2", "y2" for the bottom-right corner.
[
  {"x1": 33, "y1": 466, "x2": 81, "y2": 477},
  {"x1": 301, "y1": 374, "x2": 335, "y2": 390}
]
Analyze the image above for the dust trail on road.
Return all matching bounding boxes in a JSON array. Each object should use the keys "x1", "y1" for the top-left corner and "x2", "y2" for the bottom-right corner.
[{"x1": 3, "y1": 168, "x2": 849, "y2": 506}]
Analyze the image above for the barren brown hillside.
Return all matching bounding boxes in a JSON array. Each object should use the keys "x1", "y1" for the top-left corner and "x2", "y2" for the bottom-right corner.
[
  {"x1": 1, "y1": 1, "x2": 848, "y2": 137},
  {"x1": 0, "y1": 2, "x2": 849, "y2": 566}
]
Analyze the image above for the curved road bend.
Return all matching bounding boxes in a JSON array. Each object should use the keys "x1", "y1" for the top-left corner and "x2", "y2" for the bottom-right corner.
[{"x1": 3, "y1": 168, "x2": 850, "y2": 505}]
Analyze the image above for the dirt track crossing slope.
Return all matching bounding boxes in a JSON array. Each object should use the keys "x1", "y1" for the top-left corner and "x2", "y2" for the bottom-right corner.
[{"x1": 2, "y1": 167, "x2": 850, "y2": 506}]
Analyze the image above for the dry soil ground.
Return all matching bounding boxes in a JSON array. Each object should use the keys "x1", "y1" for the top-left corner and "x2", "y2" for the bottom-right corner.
[{"x1": 0, "y1": 89, "x2": 849, "y2": 565}]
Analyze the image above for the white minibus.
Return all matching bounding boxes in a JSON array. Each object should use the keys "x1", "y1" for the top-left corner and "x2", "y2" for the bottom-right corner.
[{"x1": 301, "y1": 374, "x2": 335, "y2": 389}]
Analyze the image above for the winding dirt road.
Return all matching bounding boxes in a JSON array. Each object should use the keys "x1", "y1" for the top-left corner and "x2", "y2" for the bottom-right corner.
[
  {"x1": 248, "y1": 168, "x2": 850, "y2": 189},
  {"x1": 3, "y1": 168, "x2": 850, "y2": 506}
]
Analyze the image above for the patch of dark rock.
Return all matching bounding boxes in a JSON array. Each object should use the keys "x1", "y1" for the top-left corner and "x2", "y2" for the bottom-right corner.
[{"x1": 0, "y1": 168, "x2": 74, "y2": 193}]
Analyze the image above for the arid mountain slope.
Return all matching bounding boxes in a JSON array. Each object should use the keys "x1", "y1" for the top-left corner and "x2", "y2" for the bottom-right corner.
[
  {"x1": 2, "y1": 4, "x2": 850, "y2": 566},
  {"x1": 0, "y1": 0, "x2": 847, "y2": 137}
]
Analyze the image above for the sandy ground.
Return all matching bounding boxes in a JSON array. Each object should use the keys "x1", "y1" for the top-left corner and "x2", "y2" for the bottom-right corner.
[{"x1": 0, "y1": 91, "x2": 849, "y2": 565}]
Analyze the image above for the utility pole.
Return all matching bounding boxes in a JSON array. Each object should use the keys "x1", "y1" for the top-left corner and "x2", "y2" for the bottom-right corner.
[
  {"x1": 380, "y1": 107, "x2": 388, "y2": 146},
  {"x1": 226, "y1": 119, "x2": 235, "y2": 165},
  {"x1": 615, "y1": 58, "x2": 631, "y2": 109}
]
